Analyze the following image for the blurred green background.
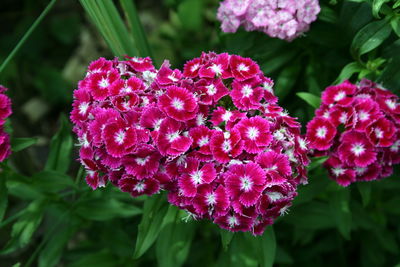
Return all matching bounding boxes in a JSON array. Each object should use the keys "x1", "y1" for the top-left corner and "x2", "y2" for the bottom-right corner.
[{"x1": 0, "y1": 0, "x2": 399, "y2": 266}]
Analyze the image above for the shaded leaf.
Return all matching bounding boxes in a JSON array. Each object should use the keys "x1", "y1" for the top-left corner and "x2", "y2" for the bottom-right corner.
[
  {"x1": 220, "y1": 229, "x2": 234, "y2": 251},
  {"x1": 11, "y1": 137, "x2": 38, "y2": 152},
  {"x1": 296, "y1": 92, "x2": 321, "y2": 109},
  {"x1": 329, "y1": 186, "x2": 352, "y2": 239},
  {"x1": 357, "y1": 182, "x2": 371, "y2": 207},
  {"x1": 0, "y1": 174, "x2": 7, "y2": 223},
  {"x1": 334, "y1": 62, "x2": 363, "y2": 84}
]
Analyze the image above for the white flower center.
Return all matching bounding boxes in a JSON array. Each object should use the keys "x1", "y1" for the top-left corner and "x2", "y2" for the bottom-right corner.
[
  {"x1": 390, "y1": 140, "x2": 400, "y2": 152},
  {"x1": 385, "y1": 99, "x2": 396, "y2": 110},
  {"x1": 237, "y1": 63, "x2": 249, "y2": 72},
  {"x1": 241, "y1": 85, "x2": 253, "y2": 98},
  {"x1": 99, "y1": 78, "x2": 109, "y2": 88},
  {"x1": 190, "y1": 64, "x2": 199, "y2": 72},
  {"x1": 280, "y1": 205, "x2": 290, "y2": 215},
  {"x1": 374, "y1": 128, "x2": 384, "y2": 139},
  {"x1": 323, "y1": 111, "x2": 330, "y2": 119},
  {"x1": 332, "y1": 167, "x2": 345, "y2": 177},
  {"x1": 358, "y1": 111, "x2": 369, "y2": 121},
  {"x1": 222, "y1": 140, "x2": 231, "y2": 152},
  {"x1": 316, "y1": 126, "x2": 327, "y2": 138},
  {"x1": 210, "y1": 64, "x2": 223, "y2": 75},
  {"x1": 351, "y1": 143, "x2": 365, "y2": 156},
  {"x1": 339, "y1": 113, "x2": 347, "y2": 123},
  {"x1": 135, "y1": 156, "x2": 149, "y2": 166},
  {"x1": 263, "y1": 82, "x2": 273, "y2": 93},
  {"x1": 334, "y1": 91, "x2": 346, "y2": 102},
  {"x1": 172, "y1": 98, "x2": 184, "y2": 110},
  {"x1": 190, "y1": 170, "x2": 203, "y2": 184},
  {"x1": 246, "y1": 127, "x2": 259, "y2": 140},
  {"x1": 196, "y1": 114, "x2": 205, "y2": 126},
  {"x1": 240, "y1": 176, "x2": 253, "y2": 192},
  {"x1": 222, "y1": 111, "x2": 232, "y2": 121},
  {"x1": 134, "y1": 182, "x2": 146, "y2": 192},
  {"x1": 266, "y1": 191, "x2": 283, "y2": 202},
  {"x1": 355, "y1": 167, "x2": 367, "y2": 175},
  {"x1": 228, "y1": 215, "x2": 239, "y2": 227},
  {"x1": 154, "y1": 119, "x2": 163, "y2": 131},
  {"x1": 167, "y1": 131, "x2": 180, "y2": 142},
  {"x1": 298, "y1": 137, "x2": 308, "y2": 150},
  {"x1": 121, "y1": 86, "x2": 132, "y2": 93},
  {"x1": 206, "y1": 193, "x2": 216, "y2": 205},
  {"x1": 168, "y1": 73, "x2": 179, "y2": 82},
  {"x1": 114, "y1": 130, "x2": 125, "y2": 145},
  {"x1": 79, "y1": 102, "x2": 89, "y2": 115},
  {"x1": 198, "y1": 136, "x2": 209, "y2": 147},
  {"x1": 206, "y1": 84, "x2": 217, "y2": 95}
]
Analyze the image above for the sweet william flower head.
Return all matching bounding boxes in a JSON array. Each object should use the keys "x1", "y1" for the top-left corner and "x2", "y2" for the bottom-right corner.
[
  {"x1": 0, "y1": 85, "x2": 12, "y2": 162},
  {"x1": 307, "y1": 79, "x2": 400, "y2": 186},
  {"x1": 71, "y1": 53, "x2": 309, "y2": 235}
]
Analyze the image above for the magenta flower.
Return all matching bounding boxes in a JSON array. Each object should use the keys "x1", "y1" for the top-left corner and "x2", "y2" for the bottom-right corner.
[
  {"x1": 118, "y1": 176, "x2": 160, "y2": 197},
  {"x1": 0, "y1": 85, "x2": 12, "y2": 162},
  {"x1": 230, "y1": 78, "x2": 263, "y2": 110},
  {"x1": 158, "y1": 86, "x2": 198, "y2": 122},
  {"x1": 178, "y1": 158, "x2": 217, "y2": 197},
  {"x1": 210, "y1": 129, "x2": 243, "y2": 163},
  {"x1": 234, "y1": 116, "x2": 272, "y2": 153},
  {"x1": 306, "y1": 117, "x2": 337, "y2": 150},
  {"x1": 193, "y1": 185, "x2": 230, "y2": 216},
  {"x1": 230, "y1": 55, "x2": 260, "y2": 81},
  {"x1": 224, "y1": 163, "x2": 266, "y2": 207},
  {"x1": 123, "y1": 144, "x2": 161, "y2": 179},
  {"x1": 102, "y1": 118, "x2": 137, "y2": 158},
  {"x1": 256, "y1": 151, "x2": 292, "y2": 186},
  {"x1": 156, "y1": 118, "x2": 192, "y2": 156},
  {"x1": 307, "y1": 79, "x2": 399, "y2": 186}
]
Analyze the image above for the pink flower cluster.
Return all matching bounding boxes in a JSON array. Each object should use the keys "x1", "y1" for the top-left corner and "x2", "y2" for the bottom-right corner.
[
  {"x1": 306, "y1": 79, "x2": 399, "y2": 187},
  {"x1": 217, "y1": 0, "x2": 320, "y2": 41},
  {"x1": 71, "y1": 52, "x2": 309, "y2": 235},
  {"x1": 0, "y1": 85, "x2": 12, "y2": 162}
]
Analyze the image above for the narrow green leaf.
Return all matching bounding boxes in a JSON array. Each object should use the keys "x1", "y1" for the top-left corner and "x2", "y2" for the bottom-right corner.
[
  {"x1": 32, "y1": 171, "x2": 77, "y2": 193},
  {"x1": 0, "y1": 0, "x2": 57, "y2": 74},
  {"x1": 394, "y1": 0, "x2": 400, "y2": 8},
  {"x1": 11, "y1": 137, "x2": 38, "y2": 152},
  {"x1": 334, "y1": 62, "x2": 363, "y2": 84},
  {"x1": 329, "y1": 186, "x2": 352, "y2": 239},
  {"x1": 220, "y1": 229, "x2": 234, "y2": 251},
  {"x1": 372, "y1": 0, "x2": 390, "y2": 18},
  {"x1": 258, "y1": 227, "x2": 276, "y2": 267},
  {"x1": 75, "y1": 198, "x2": 141, "y2": 221},
  {"x1": 357, "y1": 182, "x2": 371, "y2": 207},
  {"x1": 156, "y1": 206, "x2": 195, "y2": 267},
  {"x1": 1, "y1": 199, "x2": 45, "y2": 255},
  {"x1": 391, "y1": 16, "x2": 400, "y2": 37},
  {"x1": 275, "y1": 64, "x2": 301, "y2": 100},
  {"x1": 44, "y1": 114, "x2": 72, "y2": 173},
  {"x1": 38, "y1": 226, "x2": 76, "y2": 267},
  {"x1": 68, "y1": 250, "x2": 117, "y2": 267},
  {"x1": 307, "y1": 156, "x2": 329, "y2": 172},
  {"x1": 351, "y1": 20, "x2": 392, "y2": 57},
  {"x1": 120, "y1": 0, "x2": 153, "y2": 60},
  {"x1": 296, "y1": 92, "x2": 321, "y2": 109},
  {"x1": 0, "y1": 174, "x2": 8, "y2": 223},
  {"x1": 133, "y1": 194, "x2": 169, "y2": 259}
]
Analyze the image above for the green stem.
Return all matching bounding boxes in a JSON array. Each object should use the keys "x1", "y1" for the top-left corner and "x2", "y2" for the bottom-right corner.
[
  {"x1": 0, "y1": 0, "x2": 58, "y2": 74},
  {"x1": 0, "y1": 208, "x2": 26, "y2": 229}
]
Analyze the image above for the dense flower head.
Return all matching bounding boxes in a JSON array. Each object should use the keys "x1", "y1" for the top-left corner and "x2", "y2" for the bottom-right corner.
[
  {"x1": 306, "y1": 79, "x2": 400, "y2": 187},
  {"x1": 217, "y1": 0, "x2": 321, "y2": 41},
  {"x1": 0, "y1": 85, "x2": 12, "y2": 162},
  {"x1": 71, "y1": 53, "x2": 309, "y2": 235}
]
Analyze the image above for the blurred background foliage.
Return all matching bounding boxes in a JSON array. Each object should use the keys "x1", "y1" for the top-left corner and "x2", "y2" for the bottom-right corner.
[{"x1": 0, "y1": 0, "x2": 399, "y2": 266}]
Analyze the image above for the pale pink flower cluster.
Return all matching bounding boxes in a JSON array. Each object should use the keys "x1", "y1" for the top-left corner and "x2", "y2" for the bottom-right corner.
[{"x1": 217, "y1": 0, "x2": 320, "y2": 41}]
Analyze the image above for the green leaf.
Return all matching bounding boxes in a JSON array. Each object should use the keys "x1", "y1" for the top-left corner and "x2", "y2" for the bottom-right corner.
[
  {"x1": 329, "y1": 186, "x2": 352, "y2": 239},
  {"x1": 0, "y1": 174, "x2": 7, "y2": 223},
  {"x1": 75, "y1": 198, "x2": 141, "y2": 221},
  {"x1": 296, "y1": 92, "x2": 321, "y2": 109},
  {"x1": 275, "y1": 64, "x2": 301, "y2": 100},
  {"x1": 390, "y1": 16, "x2": 400, "y2": 37},
  {"x1": 351, "y1": 20, "x2": 392, "y2": 57},
  {"x1": 257, "y1": 227, "x2": 276, "y2": 267},
  {"x1": 31, "y1": 171, "x2": 77, "y2": 193},
  {"x1": 372, "y1": 0, "x2": 390, "y2": 18},
  {"x1": 1, "y1": 199, "x2": 45, "y2": 255},
  {"x1": 334, "y1": 62, "x2": 363, "y2": 84},
  {"x1": 11, "y1": 137, "x2": 38, "y2": 152},
  {"x1": 44, "y1": 114, "x2": 73, "y2": 174},
  {"x1": 357, "y1": 182, "x2": 371, "y2": 207},
  {"x1": 307, "y1": 156, "x2": 329, "y2": 172},
  {"x1": 120, "y1": 0, "x2": 153, "y2": 60},
  {"x1": 220, "y1": 229, "x2": 234, "y2": 251},
  {"x1": 394, "y1": 0, "x2": 400, "y2": 8},
  {"x1": 177, "y1": 0, "x2": 203, "y2": 31},
  {"x1": 38, "y1": 225, "x2": 76, "y2": 267},
  {"x1": 68, "y1": 250, "x2": 117, "y2": 267},
  {"x1": 156, "y1": 206, "x2": 195, "y2": 267},
  {"x1": 133, "y1": 194, "x2": 169, "y2": 258}
]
